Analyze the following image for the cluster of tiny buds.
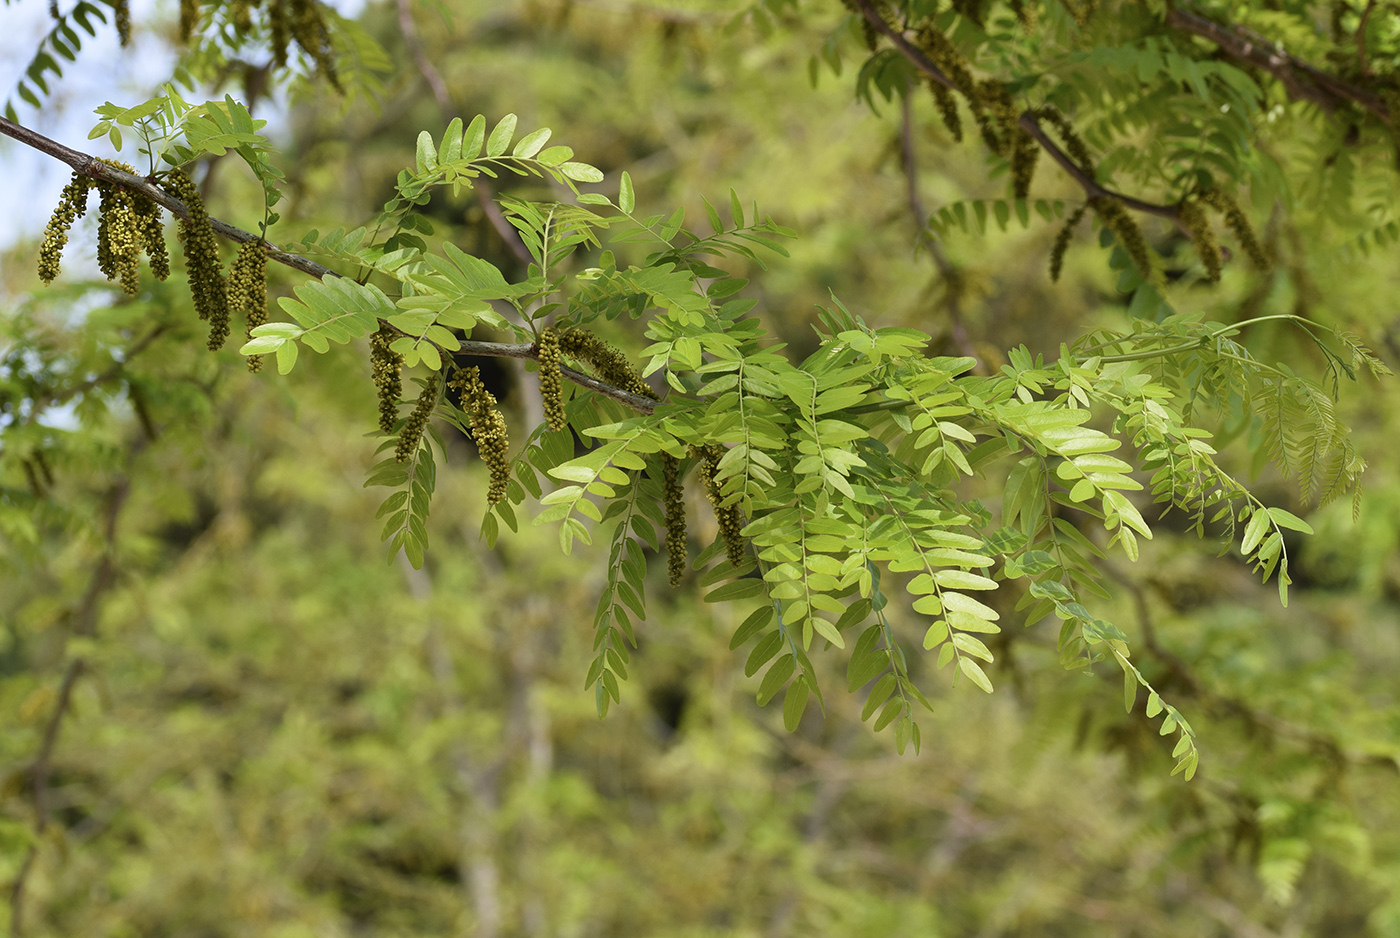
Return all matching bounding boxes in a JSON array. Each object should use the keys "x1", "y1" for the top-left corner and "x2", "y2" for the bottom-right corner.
[
  {"x1": 1050, "y1": 203, "x2": 1090, "y2": 283},
  {"x1": 929, "y1": 80, "x2": 963, "y2": 142},
  {"x1": 695, "y1": 444, "x2": 746, "y2": 568},
  {"x1": 1062, "y1": 0, "x2": 1097, "y2": 26},
  {"x1": 163, "y1": 168, "x2": 229, "y2": 348},
  {"x1": 1008, "y1": 0, "x2": 1035, "y2": 29},
  {"x1": 395, "y1": 372, "x2": 439, "y2": 464},
  {"x1": 371, "y1": 325, "x2": 403, "y2": 434},
  {"x1": 558, "y1": 328, "x2": 659, "y2": 401},
  {"x1": 95, "y1": 185, "x2": 143, "y2": 295},
  {"x1": 1090, "y1": 197, "x2": 1152, "y2": 279},
  {"x1": 40, "y1": 161, "x2": 169, "y2": 297},
  {"x1": 1030, "y1": 107, "x2": 1094, "y2": 176},
  {"x1": 37, "y1": 173, "x2": 93, "y2": 285},
  {"x1": 228, "y1": 240, "x2": 269, "y2": 372},
  {"x1": 1199, "y1": 189, "x2": 1269, "y2": 270},
  {"x1": 661, "y1": 453, "x2": 686, "y2": 587},
  {"x1": 1010, "y1": 132, "x2": 1039, "y2": 200},
  {"x1": 451, "y1": 366, "x2": 511, "y2": 505},
  {"x1": 1178, "y1": 199, "x2": 1222, "y2": 283},
  {"x1": 537, "y1": 326, "x2": 565, "y2": 432}
]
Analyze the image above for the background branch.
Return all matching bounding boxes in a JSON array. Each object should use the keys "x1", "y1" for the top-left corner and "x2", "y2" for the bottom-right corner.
[{"x1": 1166, "y1": 4, "x2": 1390, "y2": 123}]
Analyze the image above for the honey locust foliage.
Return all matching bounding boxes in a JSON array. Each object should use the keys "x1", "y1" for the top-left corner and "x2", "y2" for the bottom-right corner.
[{"x1": 6, "y1": 0, "x2": 1396, "y2": 775}]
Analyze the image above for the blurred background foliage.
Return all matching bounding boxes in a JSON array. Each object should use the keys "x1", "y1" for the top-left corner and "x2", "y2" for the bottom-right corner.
[{"x1": 2, "y1": 0, "x2": 1400, "y2": 935}]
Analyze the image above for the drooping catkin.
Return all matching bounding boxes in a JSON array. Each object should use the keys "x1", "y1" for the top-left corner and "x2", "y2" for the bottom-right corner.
[
  {"x1": 558, "y1": 328, "x2": 659, "y2": 400},
  {"x1": 1200, "y1": 189, "x2": 1268, "y2": 269},
  {"x1": 95, "y1": 184, "x2": 143, "y2": 296},
  {"x1": 371, "y1": 325, "x2": 403, "y2": 434},
  {"x1": 538, "y1": 326, "x2": 566, "y2": 432},
  {"x1": 179, "y1": 0, "x2": 199, "y2": 40},
  {"x1": 228, "y1": 240, "x2": 269, "y2": 371},
  {"x1": 695, "y1": 444, "x2": 746, "y2": 568},
  {"x1": 1010, "y1": 131, "x2": 1039, "y2": 199},
  {"x1": 451, "y1": 366, "x2": 511, "y2": 505},
  {"x1": 134, "y1": 196, "x2": 170, "y2": 281},
  {"x1": 37, "y1": 173, "x2": 93, "y2": 285},
  {"x1": 287, "y1": 0, "x2": 340, "y2": 89},
  {"x1": 1030, "y1": 106, "x2": 1095, "y2": 175},
  {"x1": 662, "y1": 453, "x2": 686, "y2": 586},
  {"x1": 1061, "y1": 0, "x2": 1097, "y2": 27},
  {"x1": 1090, "y1": 197, "x2": 1151, "y2": 279},
  {"x1": 1050, "y1": 203, "x2": 1089, "y2": 282},
  {"x1": 164, "y1": 168, "x2": 228, "y2": 344},
  {"x1": 1178, "y1": 198, "x2": 1222, "y2": 283},
  {"x1": 111, "y1": 0, "x2": 130, "y2": 44},
  {"x1": 929, "y1": 80, "x2": 963, "y2": 142},
  {"x1": 396, "y1": 372, "x2": 439, "y2": 463}
]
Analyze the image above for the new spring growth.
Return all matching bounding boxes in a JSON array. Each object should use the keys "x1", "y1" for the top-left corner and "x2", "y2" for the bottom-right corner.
[
  {"x1": 228, "y1": 240, "x2": 269, "y2": 372},
  {"x1": 39, "y1": 161, "x2": 168, "y2": 296},
  {"x1": 558, "y1": 328, "x2": 659, "y2": 401},
  {"x1": 1090, "y1": 197, "x2": 1152, "y2": 278},
  {"x1": 163, "y1": 168, "x2": 228, "y2": 345},
  {"x1": 1179, "y1": 198, "x2": 1222, "y2": 283},
  {"x1": 371, "y1": 325, "x2": 404, "y2": 434},
  {"x1": 537, "y1": 326, "x2": 565, "y2": 432},
  {"x1": 1050, "y1": 204, "x2": 1089, "y2": 282},
  {"x1": 395, "y1": 373, "x2": 439, "y2": 463},
  {"x1": 695, "y1": 444, "x2": 746, "y2": 568},
  {"x1": 662, "y1": 453, "x2": 686, "y2": 587},
  {"x1": 451, "y1": 366, "x2": 511, "y2": 505}
]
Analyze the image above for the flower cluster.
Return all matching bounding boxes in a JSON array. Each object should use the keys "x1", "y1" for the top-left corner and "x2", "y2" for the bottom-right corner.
[
  {"x1": 228, "y1": 240, "x2": 269, "y2": 372},
  {"x1": 1090, "y1": 196, "x2": 1151, "y2": 278},
  {"x1": 39, "y1": 164, "x2": 169, "y2": 296},
  {"x1": 1200, "y1": 189, "x2": 1268, "y2": 270},
  {"x1": 537, "y1": 326, "x2": 565, "y2": 432},
  {"x1": 395, "y1": 373, "x2": 439, "y2": 464},
  {"x1": 451, "y1": 366, "x2": 511, "y2": 505},
  {"x1": 662, "y1": 453, "x2": 686, "y2": 587},
  {"x1": 1010, "y1": 131, "x2": 1039, "y2": 201},
  {"x1": 558, "y1": 328, "x2": 659, "y2": 401},
  {"x1": 95, "y1": 184, "x2": 143, "y2": 296},
  {"x1": 695, "y1": 444, "x2": 746, "y2": 568},
  {"x1": 163, "y1": 168, "x2": 229, "y2": 348},
  {"x1": 1050, "y1": 204, "x2": 1090, "y2": 283},
  {"x1": 37, "y1": 173, "x2": 93, "y2": 285},
  {"x1": 1179, "y1": 198, "x2": 1223, "y2": 283},
  {"x1": 1030, "y1": 106, "x2": 1095, "y2": 177},
  {"x1": 371, "y1": 325, "x2": 403, "y2": 434}
]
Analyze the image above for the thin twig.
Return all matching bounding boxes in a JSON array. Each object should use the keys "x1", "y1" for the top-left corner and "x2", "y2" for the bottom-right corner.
[
  {"x1": 1166, "y1": 4, "x2": 1390, "y2": 124},
  {"x1": 0, "y1": 117, "x2": 655, "y2": 413},
  {"x1": 851, "y1": 0, "x2": 1181, "y2": 221},
  {"x1": 1101, "y1": 560, "x2": 1397, "y2": 773},
  {"x1": 395, "y1": 0, "x2": 452, "y2": 112},
  {"x1": 9, "y1": 466, "x2": 135, "y2": 937},
  {"x1": 1357, "y1": 0, "x2": 1380, "y2": 77}
]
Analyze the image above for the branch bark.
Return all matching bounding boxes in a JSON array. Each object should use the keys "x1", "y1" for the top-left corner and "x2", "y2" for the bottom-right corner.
[
  {"x1": 851, "y1": 0, "x2": 1181, "y2": 221},
  {"x1": 1166, "y1": 4, "x2": 1390, "y2": 124},
  {"x1": 0, "y1": 116, "x2": 658, "y2": 414}
]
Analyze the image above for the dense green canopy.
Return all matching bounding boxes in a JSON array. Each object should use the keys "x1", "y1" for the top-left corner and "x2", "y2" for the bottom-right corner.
[{"x1": 2, "y1": 0, "x2": 1400, "y2": 934}]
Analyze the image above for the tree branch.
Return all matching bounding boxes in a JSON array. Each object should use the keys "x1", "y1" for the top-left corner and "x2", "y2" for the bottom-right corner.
[
  {"x1": 9, "y1": 465, "x2": 134, "y2": 938},
  {"x1": 1166, "y1": 4, "x2": 1390, "y2": 124},
  {"x1": 851, "y1": 0, "x2": 1181, "y2": 221},
  {"x1": 0, "y1": 117, "x2": 658, "y2": 414}
]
